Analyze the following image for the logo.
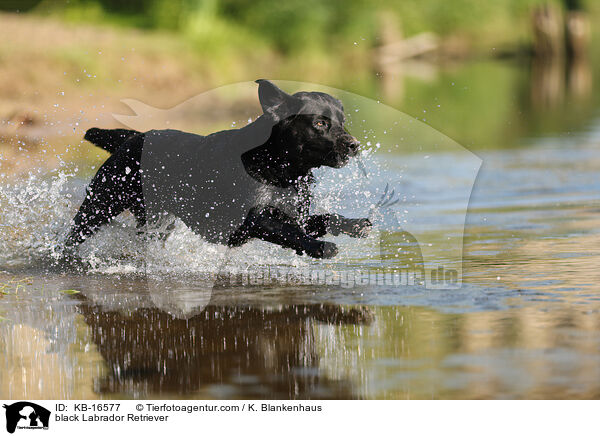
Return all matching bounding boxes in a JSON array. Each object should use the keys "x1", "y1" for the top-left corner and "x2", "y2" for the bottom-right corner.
[{"x1": 2, "y1": 402, "x2": 50, "y2": 434}]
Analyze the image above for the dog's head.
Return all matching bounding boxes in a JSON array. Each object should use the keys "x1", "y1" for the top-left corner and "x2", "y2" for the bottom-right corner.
[{"x1": 257, "y1": 79, "x2": 360, "y2": 169}]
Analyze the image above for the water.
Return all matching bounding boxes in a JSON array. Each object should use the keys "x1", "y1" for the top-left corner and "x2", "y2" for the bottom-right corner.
[{"x1": 1, "y1": 59, "x2": 599, "y2": 399}]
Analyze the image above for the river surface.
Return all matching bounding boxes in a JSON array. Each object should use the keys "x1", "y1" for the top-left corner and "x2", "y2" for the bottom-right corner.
[{"x1": 1, "y1": 57, "x2": 599, "y2": 399}]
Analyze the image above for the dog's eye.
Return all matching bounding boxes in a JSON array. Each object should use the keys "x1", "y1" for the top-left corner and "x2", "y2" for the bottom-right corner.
[{"x1": 314, "y1": 120, "x2": 329, "y2": 129}]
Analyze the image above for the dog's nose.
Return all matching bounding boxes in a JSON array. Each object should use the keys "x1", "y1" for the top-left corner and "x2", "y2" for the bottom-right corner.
[{"x1": 348, "y1": 138, "x2": 360, "y2": 152}]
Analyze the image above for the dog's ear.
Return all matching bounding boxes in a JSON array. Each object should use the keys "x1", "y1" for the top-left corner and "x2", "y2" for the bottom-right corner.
[{"x1": 256, "y1": 79, "x2": 297, "y2": 122}]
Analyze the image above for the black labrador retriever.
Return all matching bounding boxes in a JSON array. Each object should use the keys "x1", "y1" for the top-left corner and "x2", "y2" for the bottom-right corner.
[{"x1": 63, "y1": 80, "x2": 371, "y2": 261}]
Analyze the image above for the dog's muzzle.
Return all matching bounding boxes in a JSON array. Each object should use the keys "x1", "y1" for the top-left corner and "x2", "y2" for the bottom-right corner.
[
  {"x1": 330, "y1": 136, "x2": 360, "y2": 167},
  {"x1": 338, "y1": 135, "x2": 360, "y2": 157}
]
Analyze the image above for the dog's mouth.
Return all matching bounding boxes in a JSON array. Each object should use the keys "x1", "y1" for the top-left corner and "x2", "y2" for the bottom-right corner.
[{"x1": 330, "y1": 137, "x2": 360, "y2": 167}]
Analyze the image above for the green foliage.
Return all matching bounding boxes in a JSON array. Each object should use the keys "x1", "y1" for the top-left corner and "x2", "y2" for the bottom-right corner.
[{"x1": 17, "y1": 0, "x2": 594, "y2": 55}]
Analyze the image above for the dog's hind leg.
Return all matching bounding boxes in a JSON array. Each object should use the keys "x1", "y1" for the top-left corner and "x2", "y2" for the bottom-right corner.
[
  {"x1": 64, "y1": 173, "x2": 131, "y2": 251},
  {"x1": 64, "y1": 144, "x2": 143, "y2": 253},
  {"x1": 129, "y1": 196, "x2": 147, "y2": 229},
  {"x1": 229, "y1": 207, "x2": 338, "y2": 259}
]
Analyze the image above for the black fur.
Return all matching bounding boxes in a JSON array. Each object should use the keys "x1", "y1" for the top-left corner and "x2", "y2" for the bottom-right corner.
[
  {"x1": 84, "y1": 127, "x2": 139, "y2": 154},
  {"x1": 63, "y1": 80, "x2": 371, "y2": 262}
]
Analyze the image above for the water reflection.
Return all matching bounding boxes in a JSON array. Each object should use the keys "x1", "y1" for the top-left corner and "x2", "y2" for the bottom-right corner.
[
  {"x1": 71, "y1": 288, "x2": 373, "y2": 399},
  {"x1": 2, "y1": 274, "x2": 600, "y2": 400},
  {"x1": 530, "y1": 54, "x2": 593, "y2": 109},
  {"x1": 530, "y1": 57, "x2": 565, "y2": 109}
]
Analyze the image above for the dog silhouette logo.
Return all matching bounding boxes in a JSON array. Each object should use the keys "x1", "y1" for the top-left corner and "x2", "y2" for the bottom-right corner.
[{"x1": 2, "y1": 402, "x2": 50, "y2": 434}]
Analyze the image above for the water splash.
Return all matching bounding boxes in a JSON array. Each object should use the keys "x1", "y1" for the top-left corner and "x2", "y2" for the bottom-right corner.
[
  {"x1": 0, "y1": 170, "x2": 73, "y2": 266},
  {"x1": 0, "y1": 154, "x2": 384, "y2": 278}
]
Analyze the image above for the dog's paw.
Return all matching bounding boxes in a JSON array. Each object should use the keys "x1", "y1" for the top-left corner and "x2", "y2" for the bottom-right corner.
[
  {"x1": 344, "y1": 218, "x2": 372, "y2": 238},
  {"x1": 305, "y1": 240, "x2": 338, "y2": 259}
]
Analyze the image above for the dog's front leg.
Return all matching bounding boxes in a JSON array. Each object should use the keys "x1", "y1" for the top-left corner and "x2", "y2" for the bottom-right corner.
[
  {"x1": 305, "y1": 214, "x2": 372, "y2": 238},
  {"x1": 229, "y1": 207, "x2": 338, "y2": 259}
]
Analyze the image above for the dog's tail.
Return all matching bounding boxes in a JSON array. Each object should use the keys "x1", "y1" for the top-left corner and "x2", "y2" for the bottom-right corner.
[{"x1": 84, "y1": 127, "x2": 140, "y2": 154}]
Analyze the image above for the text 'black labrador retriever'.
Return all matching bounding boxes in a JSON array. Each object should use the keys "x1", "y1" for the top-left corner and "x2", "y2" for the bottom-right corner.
[{"x1": 63, "y1": 80, "x2": 371, "y2": 261}]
